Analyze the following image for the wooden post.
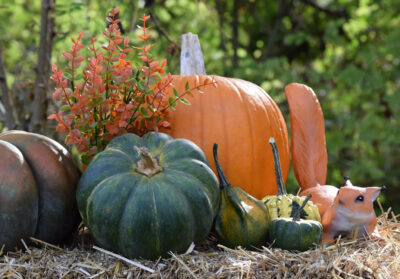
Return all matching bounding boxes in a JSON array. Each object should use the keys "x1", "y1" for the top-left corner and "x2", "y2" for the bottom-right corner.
[{"x1": 180, "y1": 33, "x2": 206, "y2": 76}]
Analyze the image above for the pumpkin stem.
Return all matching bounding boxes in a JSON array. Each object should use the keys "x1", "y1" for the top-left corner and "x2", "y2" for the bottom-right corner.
[
  {"x1": 269, "y1": 137, "x2": 287, "y2": 196},
  {"x1": 180, "y1": 33, "x2": 207, "y2": 75},
  {"x1": 134, "y1": 146, "x2": 162, "y2": 177},
  {"x1": 293, "y1": 194, "x2": 312, "y2": 221},
  {"x1": 213, "y1": 143, "x2": 231, "y2": 189}
]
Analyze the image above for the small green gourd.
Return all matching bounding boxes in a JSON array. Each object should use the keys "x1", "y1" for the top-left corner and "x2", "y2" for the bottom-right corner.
[
  {"x1": 213, "y1": 143, "x2": 270, "y2": 249},
  {"x1": 269, "y1": 194, "x2": 322, "y2": 251},
  {"x1": 262, "y1": 138, "x2": 321, "y2": 222}
]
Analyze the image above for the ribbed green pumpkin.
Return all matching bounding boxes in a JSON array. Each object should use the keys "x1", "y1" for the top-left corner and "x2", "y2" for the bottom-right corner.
[
  {"x1": 269, "y1": 195, "x2": 322, "y2": 251},
  {"x1": 262, "y1": 138, "x2": 320, "y2": 222},
  {"x1": 213, "y1": 144, "x2": 270, "y2": 249},
  {"x1": 76, "y1": 132, "x2": 220, "y2": 260}
]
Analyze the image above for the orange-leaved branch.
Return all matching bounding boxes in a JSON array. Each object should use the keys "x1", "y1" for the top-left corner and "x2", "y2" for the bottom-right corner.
[{"x1": 48, "y1": 9, "x2": 215, "y2": 166}]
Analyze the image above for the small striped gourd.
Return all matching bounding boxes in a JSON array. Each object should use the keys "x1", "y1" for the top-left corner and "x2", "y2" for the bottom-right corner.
[
  {"x1": 269, "y1": 194, "x2": 322, "y2": 251},
  {"x1": 262, "y1": 138, "x2": 320, "y2": 222}
]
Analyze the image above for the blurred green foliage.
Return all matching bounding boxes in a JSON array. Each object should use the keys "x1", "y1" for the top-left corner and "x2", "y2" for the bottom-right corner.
[{"x1": 1, "y1": 0, "x2": 399, "y2": 210}]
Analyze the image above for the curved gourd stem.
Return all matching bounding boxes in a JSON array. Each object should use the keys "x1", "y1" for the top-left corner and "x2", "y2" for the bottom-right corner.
[
  {"x1": 213, "y1": 143, "x2": 230, "y2": 189},
  {"x1": 293, "y1": 194, "x2": 312, "y2": 221},
  {"x1": 269, "y1": 137, "x2": 287, "y2": 196}
]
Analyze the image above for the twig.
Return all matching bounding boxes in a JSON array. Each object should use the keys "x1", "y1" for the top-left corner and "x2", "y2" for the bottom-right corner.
[
  {"x1": 92, "y1": 245, "x2": 155, "y2": 273},
  {"x1": 377, "y1": 198, "x2": 389, "y2": 227},
  {"x1": 169, "y1": 251, "x2": 198, "y2": 279},
  {"x1": 30, "y1": 237, "x2": 64, "y2": 251},
  {"x1": 20, "y1": 239, "x2": 31, "y2": 254},
  {"x1": 84, "y1": 259, "x2": 106, "y2": 271},
  {"x1": 148, "y1": 7, "x2": 180, "y2": 52}
]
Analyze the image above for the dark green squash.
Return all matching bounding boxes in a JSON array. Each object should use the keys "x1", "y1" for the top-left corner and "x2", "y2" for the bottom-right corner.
[
  {"x1": 213, "y1": 143, "x2": 270, "y2": 249},
  {"x1": 0, "y1": 130, "x2": 81, "y2": 251},
  {"x1": 262, "y1": 138, "x2": 320, "y2": 222},
  {"x1": 76, "y1": 132, "x2": 220, "y2": 260},
  {"x1": 269, "y1": 194, "x2": 322, "y2": 251}
]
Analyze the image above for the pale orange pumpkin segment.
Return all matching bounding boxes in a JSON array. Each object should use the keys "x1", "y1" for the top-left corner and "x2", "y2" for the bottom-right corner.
[
  {"x1": 163, "y1": 34, "x2": 290, "y2": 199},
  {"x1": 285, "y1": 83, "x2": 327, "y2": 190}
]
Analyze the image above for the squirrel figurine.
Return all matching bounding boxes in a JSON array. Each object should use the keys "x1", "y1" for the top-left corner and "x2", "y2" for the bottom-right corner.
[{"x1": 285, "y1": 83, "x2": 385, "y2": 243}]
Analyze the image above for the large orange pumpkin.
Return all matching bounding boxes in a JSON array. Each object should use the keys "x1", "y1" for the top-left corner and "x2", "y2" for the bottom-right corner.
[{"x1": 164, "y1": 33, "x2": 289, "y2": 199}]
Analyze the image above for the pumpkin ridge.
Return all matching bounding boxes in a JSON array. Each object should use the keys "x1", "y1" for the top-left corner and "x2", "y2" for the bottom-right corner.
[
  {"x1": 160, "y1": 141, "x2": 207, "y2": 165},
  {"x1": 16, "y1": 151, "x2": 42, "y2": 237},
  {"x1": 164, "y1": 167, "x2": 214, "y2": 205},
  {"x1": 217, "y1": 78, "x2": 231, "y2": 176},
  {"x1": 157, "y1": 174, "x2": 199, "y2": 242},
  {"x1": 163, "y1": 161, "x2": 219, "y2": 215},
  {"x1": 199, "y1": 76, "x2": 206, "y2": 158},
  {"x1": 104, "y1": 147, "x2": 135, "y2": 162},
  {"x1": 85, "y1": 172, "x2": 136, "y2": 225},
  {"x1": 232, "y1": 79, "x2": 257, "y2": 196},
  {"x1": 149, "y1": 180, "x2": 161, "y2": 256}
]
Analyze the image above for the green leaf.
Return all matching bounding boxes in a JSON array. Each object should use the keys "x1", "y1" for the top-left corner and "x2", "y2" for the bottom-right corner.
[
  {"x1": 168, "y1": 97, "x2": 177, "y2": 110},
  {"x1": 185, "y1": 81, "x2": 190, "y2": 91},
  {"x1": 173, "y1": 88, "x2": 179, "y2": 97},
  {"x1": 81, "y1": 153, "x2": 91, "y2": 165},
  {"x1": 60, "y1": 105, "x2": 71, "y2": 112},
  {"x1": 64, "y1": 72, "x2": 72, "y2": 79},
  {"x1": 137, "y1": 81, "x2": 145, "y2": 92},
  {"x1": 75, "y1": 73, "x2": 85, "y2": 80},
  {"x1": 179, "y1": 97, "x2": 190, "y2": 105},
  {"x1": 139, "y1": 107, "x2": 150, "y2": 118}
]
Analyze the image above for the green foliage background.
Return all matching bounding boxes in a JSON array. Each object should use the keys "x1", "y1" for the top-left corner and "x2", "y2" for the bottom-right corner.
[{"x1": 1, "y1": 0, "x2": 399, "y2": 209}]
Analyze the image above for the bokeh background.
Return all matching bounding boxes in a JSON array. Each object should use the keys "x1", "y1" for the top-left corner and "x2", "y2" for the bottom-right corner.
[{"x1": 1, "y1": 0, "x2": 399, "y2": 210}]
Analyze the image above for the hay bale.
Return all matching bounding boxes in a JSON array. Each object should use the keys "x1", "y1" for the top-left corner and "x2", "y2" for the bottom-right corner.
[{"x1": 1, "y1": 210, "x2": 399, "y2": 278}]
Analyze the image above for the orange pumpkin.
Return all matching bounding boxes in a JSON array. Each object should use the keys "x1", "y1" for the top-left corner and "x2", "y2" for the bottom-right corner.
[{"x1": 164, "y1": 33, "x2": 289, "y2": 199}]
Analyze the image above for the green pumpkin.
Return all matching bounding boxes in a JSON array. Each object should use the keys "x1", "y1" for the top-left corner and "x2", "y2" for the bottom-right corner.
[
  {"x1": 269, "y1": 194, "x2": 322, "y2": 251},
  {"x1": 262, "y1": 138, "x2": 320, "y2": 222},
  {"x1": 76, "y1": 132, "x2": 220, "y2": 260},
  {"x1": 213, "y1": 144, "x2": 270, "y2": 249}
]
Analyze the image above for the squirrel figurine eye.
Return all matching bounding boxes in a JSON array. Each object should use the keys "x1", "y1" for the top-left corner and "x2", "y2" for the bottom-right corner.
[{"x1": 355, "y1": 195, "x2": 364, "y2": 202}]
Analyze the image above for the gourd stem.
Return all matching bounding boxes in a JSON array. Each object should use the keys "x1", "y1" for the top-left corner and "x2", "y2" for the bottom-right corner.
[
  {"x1": 134, "y1": 146, "x2": 162, "y2": 177},
  {"x1": 213, "y1": 143, "x2": 231, "y2": 189},
  {"x1": 180, "y1": 33, "x2": 207, "y2": 75},
  {"x1": 269, "y1": 137, "x2": 287, "y2": 196},
  {"x1": 293, "y1": 194, "x2": 312, "y2": 221}
]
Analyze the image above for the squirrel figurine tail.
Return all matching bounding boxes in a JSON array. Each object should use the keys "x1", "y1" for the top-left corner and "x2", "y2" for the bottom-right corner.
[{"x1": 285, "y1": 83, "x2": 385, "y2": 243}]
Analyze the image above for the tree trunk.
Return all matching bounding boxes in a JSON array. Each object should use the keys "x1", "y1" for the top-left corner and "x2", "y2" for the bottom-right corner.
[
  {"x1": 232, "y1": 0, "x2": 239, "y2": 69},
  {"x1": 30, "y1": 0, "x2": 55, "y2": 133},
  {"x1": 0, "y1": 45, "x2": 16, "y2": 130}
]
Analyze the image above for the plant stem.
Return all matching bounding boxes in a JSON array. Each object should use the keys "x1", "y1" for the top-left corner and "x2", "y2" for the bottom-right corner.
[
  {"x1": 269, "y1": 137, "x2": 287, "y2": 196},
  {"x1": 213, "y1": 143, "x2": 230, "y2": 189},
  {"x1": 293, "y1": 194, "x2": 312, "y2": 221},
  {"x1": 134, "y1": 146, "x2": 162, "y2": 177}
]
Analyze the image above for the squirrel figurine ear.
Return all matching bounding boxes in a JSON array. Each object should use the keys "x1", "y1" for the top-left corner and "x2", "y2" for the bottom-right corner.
[{"x1": 343, "y1": 176, "x2": 353, "y2": 187}]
